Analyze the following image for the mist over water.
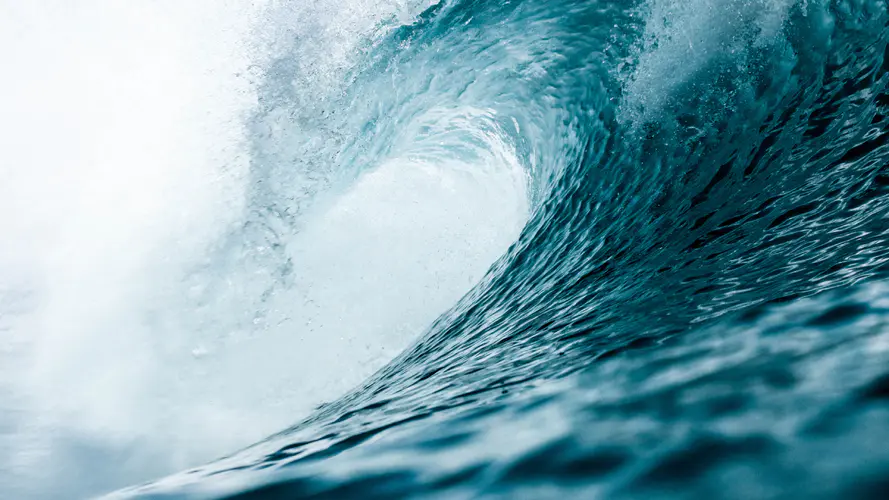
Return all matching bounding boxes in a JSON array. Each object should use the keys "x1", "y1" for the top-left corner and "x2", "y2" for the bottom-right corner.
[{"x1": 0, "y1": 2, "x2": 525, "y2": 498}]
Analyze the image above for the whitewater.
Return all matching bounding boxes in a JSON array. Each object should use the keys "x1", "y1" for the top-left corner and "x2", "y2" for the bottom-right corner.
[{"x1": 2, "y1": 0, "x2": 889, "y2": 498}]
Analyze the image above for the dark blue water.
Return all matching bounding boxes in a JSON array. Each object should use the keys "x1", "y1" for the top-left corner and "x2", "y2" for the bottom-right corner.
[{"x1": 113, "y1": 0, "x2": 889, "y2": 497}]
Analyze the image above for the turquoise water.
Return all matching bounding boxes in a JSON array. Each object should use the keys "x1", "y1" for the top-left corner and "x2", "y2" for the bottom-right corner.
[{"x1": 104, "y1": 0, "x2": 889, "y2": 498}]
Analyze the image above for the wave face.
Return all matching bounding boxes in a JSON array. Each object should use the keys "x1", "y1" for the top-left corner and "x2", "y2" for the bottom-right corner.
[{"x1": 114, "y1": 0, "x2": 889, "y2": 498}]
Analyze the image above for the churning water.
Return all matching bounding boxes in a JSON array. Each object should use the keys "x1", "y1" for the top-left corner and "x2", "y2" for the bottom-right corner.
[{"x1": 3, "y1": 0, "x2": 889, "y2": 498}]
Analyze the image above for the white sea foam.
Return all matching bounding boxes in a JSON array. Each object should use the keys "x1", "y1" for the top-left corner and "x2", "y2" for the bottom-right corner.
[{"x1": 0, "y1": 1, "x2": 526, "y2": 498}]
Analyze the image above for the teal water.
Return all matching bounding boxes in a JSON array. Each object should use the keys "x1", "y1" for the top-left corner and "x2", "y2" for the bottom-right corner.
[{"x1": 114, "y1": 0, "x2": 889, "y2": 498}]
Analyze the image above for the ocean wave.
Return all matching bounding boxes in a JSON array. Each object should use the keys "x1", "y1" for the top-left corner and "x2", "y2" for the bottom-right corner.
[{"x1": 10, "y1": 0, "x2": 889, "y2": 498}]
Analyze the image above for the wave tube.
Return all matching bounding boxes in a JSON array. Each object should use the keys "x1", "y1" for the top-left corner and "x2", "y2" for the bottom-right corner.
[{"x1": 0, "y1": 1, "x2": 526, "y2": 498}]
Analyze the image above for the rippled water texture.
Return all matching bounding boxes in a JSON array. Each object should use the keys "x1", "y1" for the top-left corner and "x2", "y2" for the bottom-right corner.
[{"x1": 16, "y1": 0, "x2": 889, "y2": 498}]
